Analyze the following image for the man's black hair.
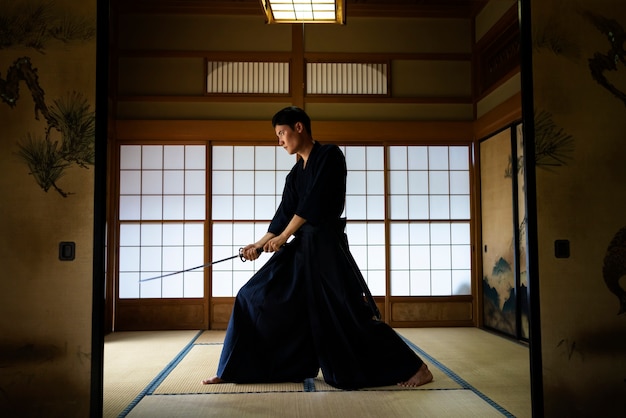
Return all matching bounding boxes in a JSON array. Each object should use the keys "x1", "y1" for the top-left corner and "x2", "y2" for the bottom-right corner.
[{"x1": 271, "y1": 106, "x2": 312, "y2": 136}]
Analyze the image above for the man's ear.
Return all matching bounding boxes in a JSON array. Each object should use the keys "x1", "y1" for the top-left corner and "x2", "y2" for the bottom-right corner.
[{"x1": 295, "y1": 122, "x2": 303, "y2": 133}]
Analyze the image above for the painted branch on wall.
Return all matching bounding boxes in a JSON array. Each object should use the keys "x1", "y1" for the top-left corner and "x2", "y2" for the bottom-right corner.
[
  {"x1": 533, "y1": 109, "x2": 575, "y2": 169},
  {"x1": 1, "y1": 57, "x2": 49, "y2": 120},
  {"x1": 1, "y1": 57, "x2": 95, "y2": 197},
  {"x1": 0, "y1": 0, "x2": 96, "y2": 197},
  {"x1": 0, "y1": 57, "x2": 95, "y2": 197},
  {"x1": 0, "y1": 1, "x2": 95, "y2": 51},
  {"x1": 583, "y1": 12, "x2": 626, "y2": 107}
]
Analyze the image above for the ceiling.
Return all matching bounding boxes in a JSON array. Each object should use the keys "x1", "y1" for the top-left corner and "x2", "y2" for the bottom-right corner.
[{"x1": 115, "y1": 0, "x2": 490, "y2": 19}]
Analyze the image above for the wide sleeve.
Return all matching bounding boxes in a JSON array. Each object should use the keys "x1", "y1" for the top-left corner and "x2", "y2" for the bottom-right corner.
[
  {"x1": 268, "y1": 166, "x2": 298, "y2": 235},
  {"x1": 295, "y1": 145, "x2": 346, "y2": 225}
]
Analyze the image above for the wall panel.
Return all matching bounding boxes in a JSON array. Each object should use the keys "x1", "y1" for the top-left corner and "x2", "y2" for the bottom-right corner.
[
  {"x1": 529, "y1": 0, "x2": 626, "y2": 415},
  {"x1": 0, "y1": 1, "x2": 97, "y2": 415}
]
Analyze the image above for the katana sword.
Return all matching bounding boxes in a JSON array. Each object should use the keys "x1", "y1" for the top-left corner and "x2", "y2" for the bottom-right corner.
[{"x1": 139, "y1": 247, "x2": 264, "y2": 282}]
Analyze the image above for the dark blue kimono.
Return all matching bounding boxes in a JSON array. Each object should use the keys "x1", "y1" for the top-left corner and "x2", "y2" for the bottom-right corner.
[{"x1": 216, "y1": 142, "x2": 424, "y2": 389}]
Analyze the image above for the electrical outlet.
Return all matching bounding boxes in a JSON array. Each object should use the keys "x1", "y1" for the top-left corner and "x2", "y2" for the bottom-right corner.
[
  {"x1": 554, "y1": 239, "x2": 570, "y2": 258},
  {"x1": 59, "y1": 241, "x2": 75, "y2": 261}
]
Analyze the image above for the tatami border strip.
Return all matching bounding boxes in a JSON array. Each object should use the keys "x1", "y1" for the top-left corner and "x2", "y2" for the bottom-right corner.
[{"x1": 117, "y1": 330, "x2": 204, "y2": 418}]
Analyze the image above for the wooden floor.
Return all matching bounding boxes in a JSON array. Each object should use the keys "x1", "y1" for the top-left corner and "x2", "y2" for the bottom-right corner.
[{"x1": 103, "y1": 328, "x2": 531, "y2": 417}]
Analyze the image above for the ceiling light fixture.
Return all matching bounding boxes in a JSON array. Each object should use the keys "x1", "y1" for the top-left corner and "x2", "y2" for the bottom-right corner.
[{"x1": 260, "y1": 0, "x2": 345, "y2": 24}]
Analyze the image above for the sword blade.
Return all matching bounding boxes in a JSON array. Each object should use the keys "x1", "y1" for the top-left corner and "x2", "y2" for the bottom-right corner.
[
  {"x1": 138, "y1": 247, "x2": 262, "y2": 283},
  {"x1": 139, "y1": 254, "x2": 239, "y2": 283}
]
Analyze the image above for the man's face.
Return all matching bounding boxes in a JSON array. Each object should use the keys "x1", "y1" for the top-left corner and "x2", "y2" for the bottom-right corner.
[{"x1": 275, "y1": 123, "x2": 303, "y2": 155}]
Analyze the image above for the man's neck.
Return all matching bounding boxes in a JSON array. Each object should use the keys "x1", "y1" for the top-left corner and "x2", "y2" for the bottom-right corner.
[{"x1": 298, "y1": 139, "x2": 315, "y2": 163}]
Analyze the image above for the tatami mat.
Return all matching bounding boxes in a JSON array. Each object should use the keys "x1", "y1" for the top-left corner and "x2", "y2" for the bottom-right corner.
[
  {"x1": 154, "y1": 344, "x2": 307, "y2": 394},
  {"x1": 152, "y1": 340, "x2": 461, "y2": 395},
  {"x1": 194, "y1": 330, "x2": 226, "y2": 344},
  {"x1": 126, "y1": 391, "x2": 506, "y2": 418},
  {"x1": 312, "y1": 366, "x2": 460, "y2": 392},
  {"x1": 396, "y1": 328, "x2": 531, "y2": 417},
  {"x1": 105, "y1": 328, "x2": 530, "y2": 417},
  {"x1": 103, "y1": 330, "x2": 200, "y2": 418}
]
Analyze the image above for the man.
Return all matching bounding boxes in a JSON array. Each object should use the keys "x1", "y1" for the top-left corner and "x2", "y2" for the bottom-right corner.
[{"x1": 203, "y1": 106, "x2": 432, "y2": 389}]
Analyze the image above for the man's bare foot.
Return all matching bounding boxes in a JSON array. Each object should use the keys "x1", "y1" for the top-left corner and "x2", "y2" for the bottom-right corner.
[
  {"x1": 397, "y1": 363, "x2": 433, "y2": 387},
  {"x1": 201, "y1": 376, "x2": 224, "y2": 385}
]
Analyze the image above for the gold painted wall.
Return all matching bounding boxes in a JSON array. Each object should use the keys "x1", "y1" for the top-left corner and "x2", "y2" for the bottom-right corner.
[
  {"x1": 0, "y1": 0, "x2": 96, "y2": 416},
  {"x1": 531, "y1": 0, "x2": 626, "y2": 415}
]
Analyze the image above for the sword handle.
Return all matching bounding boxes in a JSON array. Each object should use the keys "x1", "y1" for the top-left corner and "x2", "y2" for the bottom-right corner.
[{"x1": 238, "y1": 246, "x2": 264, "y2": 262}]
